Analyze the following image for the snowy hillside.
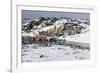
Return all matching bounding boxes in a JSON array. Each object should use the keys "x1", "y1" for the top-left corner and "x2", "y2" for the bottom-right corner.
[{"x1": 65, "y1": 31, "x2": 90, "y2": 44}]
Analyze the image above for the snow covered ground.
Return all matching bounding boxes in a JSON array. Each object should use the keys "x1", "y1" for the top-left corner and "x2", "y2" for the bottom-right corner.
[
  {"x1": 22, "y1": 44, "x2": 90, "y2": 62},
  {"x1": 65, "y1": 31, "x2": 90, "y2": 44}
]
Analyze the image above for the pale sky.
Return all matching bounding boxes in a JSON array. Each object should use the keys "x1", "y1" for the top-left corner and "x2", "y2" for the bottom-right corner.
[{"x1": 22, "y1": 10, "x2": 90, "y2": 23}]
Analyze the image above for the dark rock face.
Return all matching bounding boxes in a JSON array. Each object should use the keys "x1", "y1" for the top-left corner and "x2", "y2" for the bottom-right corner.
[
  {"x1": 22, "y1": 36, "x2": 33, "y2": 45},
  {"x1": 22, "y1": 17, "x2": 88, "y2": 35},
  {"x1": 63, "y1": 23, "x2": 84, "y2": 35}
]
